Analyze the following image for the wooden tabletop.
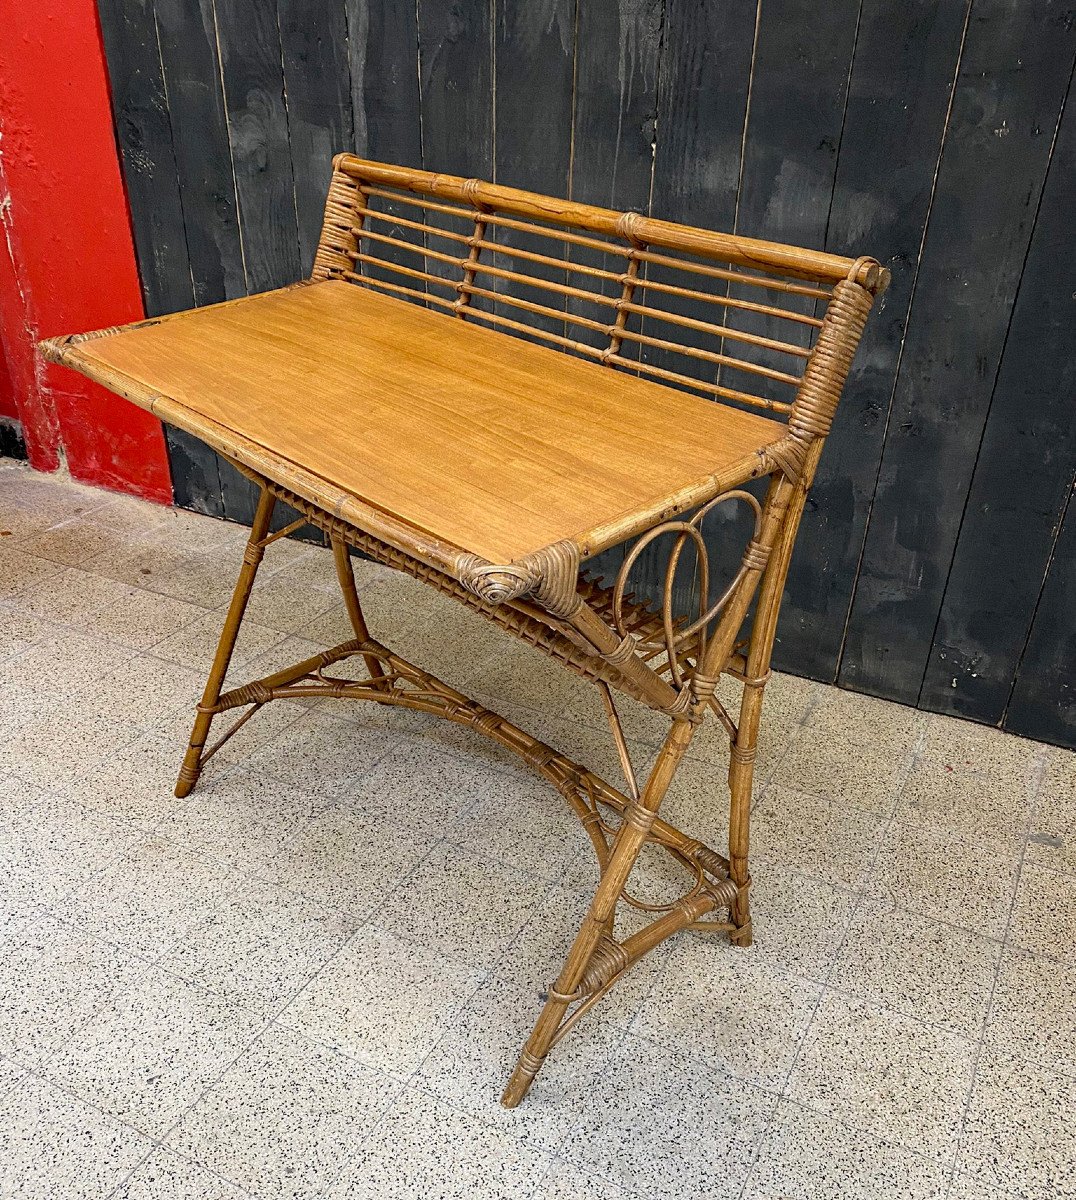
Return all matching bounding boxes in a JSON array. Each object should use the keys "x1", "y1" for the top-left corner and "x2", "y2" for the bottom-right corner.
[{"x1": 73, "y1": 281, "x2": 785, "y2": 563}]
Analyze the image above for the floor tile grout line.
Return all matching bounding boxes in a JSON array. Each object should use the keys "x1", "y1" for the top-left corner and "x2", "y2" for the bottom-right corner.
[
  {"x1": 741, "y1": 1088, "x2": 955, "y2": 1194},
  {"x1": 256, "y1": 852, "x2": 587, "y2": 1192},
  {"x1": 22, "y1": 879, "x2": 266, "y2": 1085},
  {"x1": 5, "y1": 1055, "x2": 259, "y2": 1199},
  {"x1": 942, "y1": 746, "x2": 1046, "y2": 1197},
  {"x1": 317, "y1": 845, "x2": 627, "y2": 1184},
  {"x1": 6, "y1": 463, "x2": 1076, "y2": 1197},
  {"x1": 86, "y1": 817, "x2": 455, "y2": 1185},
  {"x1": 24, "y1": 704, "x2": 569, "y2": 1017},
  {"x1": 4, "y1": 509, "x2": 363, "y2": 643},
  {"x1": 1, "y1": 585, "x2": 217, "y2": 662},
  {"x1": 738, "y1": 721, "x2": 950, "y2": 1197}
]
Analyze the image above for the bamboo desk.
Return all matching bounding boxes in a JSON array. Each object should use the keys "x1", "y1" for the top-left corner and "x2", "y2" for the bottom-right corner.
[{"x1": 42, "y1": 156, "x2": 888, "y2": 1107}]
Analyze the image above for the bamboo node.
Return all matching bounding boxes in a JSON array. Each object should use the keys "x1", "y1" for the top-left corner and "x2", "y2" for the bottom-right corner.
[
  {"x1": 514, "y1": 1048, "x2": 546, "y2": 1077},
  {"x1": 176, "y1": 760, "x2": 200, "y2": 785},
  {"x1": 461, "y1": 177, "x2": 487, "y2": 209}
]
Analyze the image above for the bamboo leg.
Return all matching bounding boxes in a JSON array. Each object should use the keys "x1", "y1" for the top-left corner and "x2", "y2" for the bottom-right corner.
[
  {"x1": 719, "y1": 453, "x2": 825, "y2": 940},
  {"x1": 175, "y1": 488, "x2": 277, "y2": 797},
  {"x1": 723, "y1": 461, "x2": 816, "y2": 946},
  {"x1": 501, "y1": 716, "x2": 698, "y2": 1108},
  {"x1": 728, "y1": 683, "x2": 762, "y2": 946},
  {"x1": 331, "y1": 537, "x2": 387, "y2": 681}
]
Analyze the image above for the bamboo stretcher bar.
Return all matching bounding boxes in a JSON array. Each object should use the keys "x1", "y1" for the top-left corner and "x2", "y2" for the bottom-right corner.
[
  {"x1": 635, "y1": 273, "x2": 826, "y2": 327},
  {"x1": 360, "y1": 184, "x2": 633, "y2": 258},
  {"x1": 599, "y1": 354, "x2": 794, "y2": 414},
  {"x1": 633, "y1": 248, "x2": 835, "y2": 300}
]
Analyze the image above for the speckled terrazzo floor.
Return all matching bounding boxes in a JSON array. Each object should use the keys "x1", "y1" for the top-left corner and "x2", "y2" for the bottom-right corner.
[{"x1": 1, "y1": 459, "x2": 1075, "y2": 1200}]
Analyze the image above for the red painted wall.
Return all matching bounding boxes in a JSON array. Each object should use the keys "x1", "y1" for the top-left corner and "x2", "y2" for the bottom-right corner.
[
  {"x1": 0, "y1": 337, "x2": 16, "y2": 421},
  {"x1": 0, "y1": 0, "x2": 172, "y2": 501}
]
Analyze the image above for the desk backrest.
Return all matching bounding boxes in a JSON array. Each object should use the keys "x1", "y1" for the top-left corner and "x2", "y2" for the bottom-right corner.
[{"x1": 313, "y1": 156, "x2": 888, "y2": 436}]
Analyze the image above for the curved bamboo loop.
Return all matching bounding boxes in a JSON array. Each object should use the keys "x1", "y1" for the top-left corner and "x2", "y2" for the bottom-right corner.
[{"x1": 612, "y1": 489, "x2": 764, "y2": 689}]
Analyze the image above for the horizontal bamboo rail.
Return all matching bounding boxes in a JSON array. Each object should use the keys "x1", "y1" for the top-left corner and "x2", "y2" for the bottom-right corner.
[{"x1": 337, "y1": 155, "x2": 888, "y2": 292}]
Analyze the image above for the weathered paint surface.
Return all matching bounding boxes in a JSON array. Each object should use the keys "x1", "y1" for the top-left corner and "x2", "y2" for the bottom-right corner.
[
  {"x1": 0, "y1": 332, "x2": 16, "y2": 420},
  {"x1": 94, "y1": 0, "x2": 1076, "y2": 748},
  {"x1": 0, "y1": 0, "x2": 171, "y2": 500}
]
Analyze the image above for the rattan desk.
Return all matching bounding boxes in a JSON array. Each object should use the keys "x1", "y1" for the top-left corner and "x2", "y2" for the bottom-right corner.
[{"x1": 41, "y1": 156, "x2": 888, "y2": 1106}]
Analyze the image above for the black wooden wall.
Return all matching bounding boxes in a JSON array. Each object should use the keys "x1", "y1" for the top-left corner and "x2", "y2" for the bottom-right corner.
[{"x1": 97, "y1": 0, "x2": 1076, "y2": 749}]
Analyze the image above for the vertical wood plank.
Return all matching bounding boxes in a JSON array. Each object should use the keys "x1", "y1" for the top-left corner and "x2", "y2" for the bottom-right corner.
[
  {"x1": 568, "y1": 0, "x2": 663, "y2": 589},
  {"x1": 1005, "y1": 480, "x2": 1076, "y2": 747},
  {"x1": 494, "y1": 0, "x2": 574, "y2": 192},
  {"x1": 492, "y1": 0, "x2": 576, "y2": 337},
  {"x1": 570, "y1": 0, "x2": 662, "y2": 214},
  {"x1": 347, "y1": 0, "x2": 423, "y2": 162},
  {"x1": 418, "y1": 0, "x2": 494, "y2": 177},
  {"x1": 839, "y1": 0, "x2": 1076, "y2": 703},
  {"x1": 345, "y1": 0, "x2": 424, "y2": 289},
  {"x1": 920, "y1": 69, "x2": 1076, "y2": 721},
  {"x1": 96, "y1": 0, "x2": 193, "y2": 317},
  {"x1": 211, "y1": 0, "x2": 304, "y2": 522},
  {"x1": 686, "y1": 0, "x2": 856, "y2": 640},
  {"x1": 775, "y1": 0, "x2": 970, "y2": 679},
  {"x1": 97, "y1": 0, "x2": 225, "y2": 516},
  {"x1": 155, "y1": 0, "x2": 251, "y2": 517},
  {"x1": 734, "y1": 0, "x2": 860, "y2": 253},
  {"x1": 645, "y1": 0, "x2": 756, "y2": 383},
  {"x1": 416, "y1": 0, "x2": 494, "y2": 306},
  {"x1": 278, "y1": 0, "x2": 355, "y2": 274},
  {"x1": 602, "y1": 0, "x2": 757, "y2": 604},
  {"x1": 213, "y1": 0, "x2": 302, "y2": 294},
  {"x1": 154, "y1": 0, "x2": 246, "y2": 306},
  {"x1": 724, "y1": 0, "x2": 860, "y2": 420},
  {"x1": 651, "y1": 0, "x2": 756, "y2": 230}
]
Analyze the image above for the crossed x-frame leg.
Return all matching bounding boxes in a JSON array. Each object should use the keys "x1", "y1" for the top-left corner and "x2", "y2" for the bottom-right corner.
[{"x1": 175, "y1": 482, "x2": 779, "y2": 1108}]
